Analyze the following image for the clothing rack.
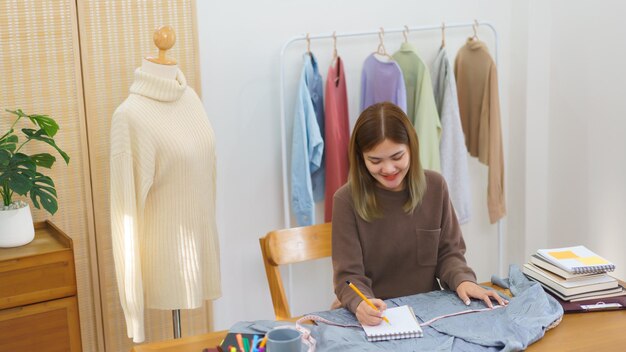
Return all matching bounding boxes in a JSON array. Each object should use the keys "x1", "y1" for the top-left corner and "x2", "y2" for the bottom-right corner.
[{"x1": 278, "y1": 21, "x2": 504, "y2": 306}]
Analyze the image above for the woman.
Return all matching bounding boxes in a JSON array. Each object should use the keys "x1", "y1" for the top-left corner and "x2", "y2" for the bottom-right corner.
[{"x1": 332, "y1": 102, "x2": 507, "y2": 326}]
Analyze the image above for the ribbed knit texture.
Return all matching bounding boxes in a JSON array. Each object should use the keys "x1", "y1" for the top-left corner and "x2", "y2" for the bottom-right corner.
[{"x1": 110, "y1": 68, "x2": 221, "y2": 343}]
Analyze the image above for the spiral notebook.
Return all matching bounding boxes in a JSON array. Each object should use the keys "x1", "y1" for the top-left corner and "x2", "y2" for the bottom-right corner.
[
  {"x1": 361, "y1": 305, "x2": 423, "y2": 342},
  {"x1": 536, "y1": 245, "x2": 615, "y2": 274}
]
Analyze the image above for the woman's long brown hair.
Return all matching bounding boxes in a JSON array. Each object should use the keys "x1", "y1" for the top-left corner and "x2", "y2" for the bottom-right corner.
[{"x1": 348, "y1": 102, "x2": 426, "y2": 221}]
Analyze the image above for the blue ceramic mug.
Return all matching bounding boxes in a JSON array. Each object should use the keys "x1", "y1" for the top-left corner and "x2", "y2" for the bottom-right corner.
[{"x1": 266, "y1": 328, "x2": 302, "y2": 352}]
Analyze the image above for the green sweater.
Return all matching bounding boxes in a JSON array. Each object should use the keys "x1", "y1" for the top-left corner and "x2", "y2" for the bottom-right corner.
[
  {"x1": 393, "y1": 43, "x2": 442, "y2": 171},
  {"x1": 331, "y1": 170, "x2": 476, "y2": 313}
]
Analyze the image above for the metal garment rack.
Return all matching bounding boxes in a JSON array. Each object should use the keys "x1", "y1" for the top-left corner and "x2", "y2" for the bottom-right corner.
[{"x1": 278, "y1": 21, "x2": 504, "y2": 305}]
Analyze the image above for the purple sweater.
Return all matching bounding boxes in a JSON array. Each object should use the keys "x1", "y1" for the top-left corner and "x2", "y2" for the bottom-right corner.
[{"x1": 360, "y1": 54, "x2": 407, "y2": 113}]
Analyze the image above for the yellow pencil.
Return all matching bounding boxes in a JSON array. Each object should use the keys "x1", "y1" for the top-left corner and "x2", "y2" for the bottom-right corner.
[
  {"x1": 346, "y1": 280, "x2": 390, "y2": 324},
  {"x1": 259, "y1": 335, "x2": 268, "y2": 348}
]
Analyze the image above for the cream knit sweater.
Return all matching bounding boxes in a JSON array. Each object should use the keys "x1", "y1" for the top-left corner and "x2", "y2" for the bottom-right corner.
[{"x1": 110, "y1": 68, "x2": 221, "y2": 343}]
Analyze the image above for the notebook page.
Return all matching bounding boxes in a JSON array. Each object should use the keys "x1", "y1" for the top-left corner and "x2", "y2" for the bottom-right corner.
[{"x1": 362, "y1": 305, "x2": 423, "y2": 341}]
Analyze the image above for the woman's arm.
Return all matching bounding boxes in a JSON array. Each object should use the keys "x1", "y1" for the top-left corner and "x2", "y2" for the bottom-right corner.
[
  {"x1": 434, "y1": 177, "x2": 508, "y2": 307},
  {"x1": 435, "y1": 176, "x2": 477, "y2": 290},
  {"x1": 331, "y1": 192, "x2": 375, "y2": 313}
]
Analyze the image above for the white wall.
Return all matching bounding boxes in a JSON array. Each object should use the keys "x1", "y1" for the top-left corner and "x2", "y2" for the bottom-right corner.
[
  {"x1": 509, "y1": 0, "x2": 626, "y2": 281},
  {"x1": 544, "y1": 0, "x2": 626, "y2": 279},
  {"x1": 197, "y1": 0, "x2": 518, "y2": 330},
  {"x1": 197, "y1": 0, "x2": 626, "y2": 332}
]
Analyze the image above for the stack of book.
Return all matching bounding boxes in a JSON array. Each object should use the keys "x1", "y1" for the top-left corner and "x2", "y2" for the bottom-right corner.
[{"x1": 522, "y1": 245, "x2": 625, "y2": 303}]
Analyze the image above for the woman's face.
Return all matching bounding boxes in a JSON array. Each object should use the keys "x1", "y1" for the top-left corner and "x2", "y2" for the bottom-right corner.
[{"x1": 362, "y1": 139, "x2": 410, "y2": 191}]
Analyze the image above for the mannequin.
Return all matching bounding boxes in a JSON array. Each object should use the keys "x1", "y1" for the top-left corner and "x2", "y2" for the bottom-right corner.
[
  {"x1": 109, "y1": 25, "x2": 221, "y2": 343},
  {"x1": 142, "y1": 25, "x2": 178, "y2": 80}
]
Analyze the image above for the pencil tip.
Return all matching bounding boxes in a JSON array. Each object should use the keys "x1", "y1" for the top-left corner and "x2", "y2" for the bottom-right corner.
[{"x1": 345, "y1": 280, "x2": 350, "y2": 284}]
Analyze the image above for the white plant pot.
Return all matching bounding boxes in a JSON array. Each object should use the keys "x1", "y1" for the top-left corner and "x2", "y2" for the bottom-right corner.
[{"x1": 0, "y1": 204, "x2": 35, "y2": 248}]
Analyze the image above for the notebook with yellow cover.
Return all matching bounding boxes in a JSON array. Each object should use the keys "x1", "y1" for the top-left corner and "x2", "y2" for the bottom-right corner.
[
  {"x1": 361, "y1": 305, "x2": 423, "y2": 342},
  {"x1": 537, "y1": 245, "x2": 615, "y2": 274}
]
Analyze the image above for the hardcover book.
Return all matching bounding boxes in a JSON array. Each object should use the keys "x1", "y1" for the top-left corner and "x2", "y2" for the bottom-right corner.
[{"x1": 522, "y1": 263, "x2": 617, "y2": 297}]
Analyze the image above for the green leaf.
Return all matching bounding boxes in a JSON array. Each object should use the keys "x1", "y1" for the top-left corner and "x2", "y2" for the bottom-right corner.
[
  {"x1": 1, "y1": 153, "x2": 36, "y2": 195},
  {"x1": 2, "y1": 109, "x2": 68, "y2": 215},
  {"x1": 8, "y1": 172, "x2": 32, "y2": 195},
  {"x1": 30, "y1": 153, "x2": 56, "y2": 168},
  {"x1": 30, "y1": 172, "x2": 58, "y2": 215},
  {"x1": 0, "y1": 134, "x2": 18, "y2": 152},
  {"x1": 22, "y1": 128, "x2": 70, "y2": 164},
  {"x1": 5, "y1": 109, "x2": 59, "y2": 138},
  {"x1": 26, "y1": 113, "x2": 59, "y2": 137},
  {"x1": 11, "y1": 153, "x2": 36, "y2": 171},
  {"x1": 0, "y1": 149, "x2": 10, "y2": 168}
]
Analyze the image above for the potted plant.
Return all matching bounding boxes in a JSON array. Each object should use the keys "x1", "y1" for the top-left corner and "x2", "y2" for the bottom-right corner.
[{"x1": 0, "y1": 109, "x2": 69, "y2": 247}]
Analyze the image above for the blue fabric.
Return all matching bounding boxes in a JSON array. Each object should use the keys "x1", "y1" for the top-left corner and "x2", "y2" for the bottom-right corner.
[
  {"x1": 291, "y1": 55, "x2": 324, "y2": 226},
  {"x1": 228, "y1": 265, "x2": 562, "y2": 351},
  {"x1": 304, "y1": 54, "x2": 325, "y2": 202}
]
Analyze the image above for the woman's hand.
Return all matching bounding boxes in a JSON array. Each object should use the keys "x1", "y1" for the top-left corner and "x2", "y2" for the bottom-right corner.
[
  {"x1": 355, "y1": 298, "x2": 387, "y2": 326},
  {"x1": 456, "y1": 281, "x2": 509, "y2": 308}
]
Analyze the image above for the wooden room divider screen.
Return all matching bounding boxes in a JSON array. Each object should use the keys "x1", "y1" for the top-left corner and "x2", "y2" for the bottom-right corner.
[{"x1": 0, "y1": 1, "x2": 210, "y2": 351}]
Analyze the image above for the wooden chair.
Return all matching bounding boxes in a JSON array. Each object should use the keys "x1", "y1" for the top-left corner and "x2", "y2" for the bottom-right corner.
[{"x1": 259, "y1": 222, "x2": 332, "y2": 320}]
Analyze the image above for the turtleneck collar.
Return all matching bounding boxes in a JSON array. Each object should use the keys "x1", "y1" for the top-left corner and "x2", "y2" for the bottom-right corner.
[
  {"x1": 130, "y1": 67, "x2": 187, "y2": 102},
  {"x1": 465, "y1": 38, "x2": 486, "y2": 50}
]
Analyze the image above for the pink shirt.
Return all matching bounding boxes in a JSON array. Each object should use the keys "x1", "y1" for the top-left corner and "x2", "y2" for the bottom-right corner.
[{"x1": 324, "y1": 57, "x2": 350, "y2": 221}]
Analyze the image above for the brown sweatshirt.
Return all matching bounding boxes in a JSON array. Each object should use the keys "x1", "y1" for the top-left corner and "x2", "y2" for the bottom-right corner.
[
  {"x1": 332, "y1": 171, "x2": 477, "y2": 313},
  {"x1": 454, "y1": 38, "x2": 506, "y2": 223}
]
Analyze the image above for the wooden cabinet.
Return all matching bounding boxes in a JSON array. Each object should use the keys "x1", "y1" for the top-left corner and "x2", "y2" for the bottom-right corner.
[{"x1": 0, "y1": 221, "x2": 82, "y2": 351}]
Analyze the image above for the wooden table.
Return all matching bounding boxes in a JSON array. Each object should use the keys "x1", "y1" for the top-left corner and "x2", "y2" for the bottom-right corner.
[
  {"x1": 527, "y1": 308, "x2": 626, "y2": 351},
  {"x1": 131, "y1": 330, "x2": 227, "y2": 352},
  {"x1": 132, "y1": 287, "x2": 626, "y2": 352}
]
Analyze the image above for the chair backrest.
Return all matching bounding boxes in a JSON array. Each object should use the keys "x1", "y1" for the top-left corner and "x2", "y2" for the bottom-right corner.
[{"x1": 259, "y1": 222, "x2": 332, "y2": 320}]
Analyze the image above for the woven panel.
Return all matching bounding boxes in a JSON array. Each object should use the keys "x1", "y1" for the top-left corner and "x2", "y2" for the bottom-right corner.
[
  {"x1": 76, "y1": 0, "x2": 209, "y2": 350},
  {"x1": 0, "y1": 1, "x2": 98, "y2": 351}
]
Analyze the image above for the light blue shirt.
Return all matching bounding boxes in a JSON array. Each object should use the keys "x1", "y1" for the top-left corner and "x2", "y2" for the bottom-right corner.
[
  {"x1": 304, "y1": 54, "x2": 325, "y2": 202},
  {"x1": 291, "y1": 55, "x2": 324, "y2": 226}
]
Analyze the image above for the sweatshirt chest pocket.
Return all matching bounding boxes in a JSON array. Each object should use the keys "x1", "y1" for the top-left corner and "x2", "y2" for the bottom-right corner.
[{"x1": 416, "y1": 229, "x2": 441, "y2": 266}]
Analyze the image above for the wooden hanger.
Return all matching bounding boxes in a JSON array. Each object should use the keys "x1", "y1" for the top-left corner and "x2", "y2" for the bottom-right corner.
[
  {"x1": 146, "y1": 25, "x2": 177, "y2": 65},
  {"x1": 332, "y1": 31, "x2": 338, "y2": 62},
  {"x1": 471, "y1": 19, "x2": 479, "y2": 41},
  {"x1": 403, "y1": 25, "x2": 409, "y2": 43},
  {"x1": 441, "y1": 22, "x2": 446, "y2": 48},
  {"x1": 306, "y1": 33, "x2": 312, "y2": 56},
  {"x1": 331, "y1": 31, "x2": 341, "y2": 86},
  {"x1": 373, "y1": 27, "x2": 393, "y2": 60}
]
